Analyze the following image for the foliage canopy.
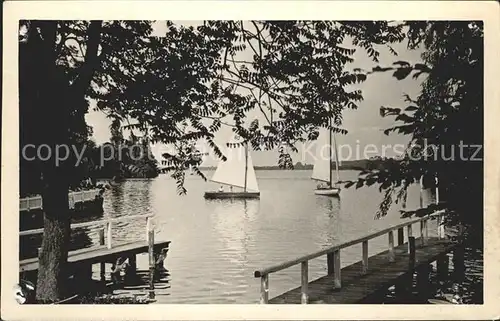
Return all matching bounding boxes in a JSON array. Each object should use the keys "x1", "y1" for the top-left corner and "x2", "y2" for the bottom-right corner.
[{"x1": 343, "y1": 21, "x2": 483, "y2": 245}]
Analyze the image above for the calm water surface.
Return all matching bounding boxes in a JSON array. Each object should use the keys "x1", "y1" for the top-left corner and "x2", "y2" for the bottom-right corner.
[{"x1": 93, "y1": 170, "x2": 433, "y2": 303}]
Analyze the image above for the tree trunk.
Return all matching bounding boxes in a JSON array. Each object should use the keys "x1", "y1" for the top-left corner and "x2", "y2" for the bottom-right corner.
[
  {"x1": 26, "y1": 21, "x2": 73, "y2": 302},
  {"x1": 22, "y1": 20, "x2": 102, "y2": 303},
  {"x1": 35, "y1": 178, "x2": 71, "y2": 302}
]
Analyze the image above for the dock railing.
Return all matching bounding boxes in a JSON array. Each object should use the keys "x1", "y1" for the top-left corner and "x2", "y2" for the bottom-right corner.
[
  {"x1": 19, "y1": 213, "x2": 164, "y2": 299},
  {"x1": 19, "y1": 213, "x2": 155, "y2": 251},
  {"x1": 20, "y1": 189, "x2": 101, "y2": 211},
  {"x1": 253, "y1": 210, "x2": 446, "y2": 304}
]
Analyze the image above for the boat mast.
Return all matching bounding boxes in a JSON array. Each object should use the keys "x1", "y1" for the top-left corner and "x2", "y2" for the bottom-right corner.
[
  {"x1": 328, "y1": 105, "x2": 333, "y2": 187},
  {"x1": 333, "y1": 133, "x2": 340, "y2": 183},
  {"x1": 244, "y1": 141, "x2": 248, "y2": 192}
]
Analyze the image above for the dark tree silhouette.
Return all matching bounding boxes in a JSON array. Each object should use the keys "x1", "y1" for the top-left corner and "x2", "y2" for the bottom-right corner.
[{"x1": 343, "y1": 21, "x2": 483, "y2": 247}]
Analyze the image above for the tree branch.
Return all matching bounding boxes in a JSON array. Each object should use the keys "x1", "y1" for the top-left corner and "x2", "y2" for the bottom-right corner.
[
  {"x1": 199, "y1": 115, "x2": 236, "y2": 128},
  {"x1": 71, "y1": 21, "x2": 102, "y2": 96}
]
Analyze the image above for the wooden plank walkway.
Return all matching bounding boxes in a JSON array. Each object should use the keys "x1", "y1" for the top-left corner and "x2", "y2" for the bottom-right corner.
[
  {"x1": 268, "y1": 237, "x2": 455, "y2": 304},
  {"x1": 254, "y1": 210, "x2": 463, "y2": 304},
  {"x1": 19, "y1": 213, "x2": 170, "y2": 298},
  {"x1": 20, "y1": 240, "x2": 171, "y2": 272}
]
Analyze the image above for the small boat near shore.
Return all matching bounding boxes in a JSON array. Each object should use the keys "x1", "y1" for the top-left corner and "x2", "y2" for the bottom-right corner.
[
  {"x1": 314, "y1": 186, "x2": 340, "y2": 196},
  {"x1": 204, "y1": 191, "x2": 260, "y2": 199},
  {"x1": 204, "y1": 135, "x2": 260, "y2": 200}
]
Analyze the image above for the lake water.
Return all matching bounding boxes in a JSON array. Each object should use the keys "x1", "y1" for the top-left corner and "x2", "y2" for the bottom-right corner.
[{"x1": 94, "y1": 170, "x2": 435, "y2": 303}]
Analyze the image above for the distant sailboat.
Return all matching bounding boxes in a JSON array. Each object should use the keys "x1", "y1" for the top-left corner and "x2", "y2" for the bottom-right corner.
[
  {"x1": 312, "y1": 119, "x2": 341, "y2": 197},
  {"x1": 204, "y1": 135, "x2": 260, "y2": 199}
]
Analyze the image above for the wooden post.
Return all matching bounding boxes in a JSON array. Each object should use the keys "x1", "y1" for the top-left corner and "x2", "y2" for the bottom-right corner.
[
  {"x1": 437, "y1": 214, "x2": 441, "y2": 238},
  {"x1": 437, "y1": 254, "x2": 449, "y2": 280},
  {"x1": 106, "y1": 221, "x2": 112, "y2": 249},
  {"x1": 420, "y1": 220, "x2": 425, "y2": 246},
  {"x1": 146, "y1": 216, "x2": 152, "y2": 242},
  {"x1": 388, "y1": 231, "x2": 395, "y2": 262},
  {"x1": 438, "y1": 213, "x2": 445, "y2": 239},
  {"x1": 327, "y1": 252, "x2": 334, "y2": 275},
  {"x1": 98, "y1": 228, "x2": 105, "y2": 246},
  {"x1": 435, "y1": 175, "x2": 440, "y2": 204},
  {"x1": 397, "y1": 227, "x2": 404, "y2": 246},
  {"x1": 68, "y1": 194, "x2": 75, "y2": 210},
  {"x1": 408, "y1": 237, "x2": 416, "y2": 270},
  {"x1": 301, "y1": 261, "x2": 308, "y2": 304},
  {"x1": 424, "y1": 219, "x2": 429, "y2": 241},
  {"x1": 398, "y1": 236, "x2": 416, "y2": 302},
  {"x1": 260, "y1": 274, "x2": 269, "y2": 304},
  {"x1": 148, "y1": 230, "x2": 155, "y2": 299},
  {"x1": 99, "y1": 228, "x2": 105, "y2": 282},
  {"x1": 362, "y1": 240, "x2": 368, "y2": 275},
  {"x1": 407, "y1": 225, "x2": 413, "y2": 253},
  {"x1": 333, "y1": 250, "x2": 341, "y2": 289},
  {"x1": 419, "y1": 177, "x2": 423, "y2": 208}
]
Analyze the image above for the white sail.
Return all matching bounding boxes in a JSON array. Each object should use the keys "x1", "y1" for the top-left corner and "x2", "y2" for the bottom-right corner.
[
  {"x1": 244, "y1": 151, "x2": 259, "y2": 192},
  {"x1": 210, "y1": 136, "x2": 259, "y2": 192},
  {"x1": 311, "y1": 127, "x2": 332, "y2": 183},
  {"x1": 332, "y1": 133, "x2": 340, "y2": 183}
]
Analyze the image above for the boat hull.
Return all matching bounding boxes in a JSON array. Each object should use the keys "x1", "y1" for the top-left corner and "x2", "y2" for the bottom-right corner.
[
  {"x1": 314, "y1": 188, "x2": 340, "y2": 196},
  {"x1": 204, "y1": 191, "x2": 260, "y2": 199}
]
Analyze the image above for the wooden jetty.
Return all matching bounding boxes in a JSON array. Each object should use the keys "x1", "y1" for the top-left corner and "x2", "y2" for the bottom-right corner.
[
  {"x1": 20, "y1": 189, "x2": 102, "y2": 211},
  {"x1": 254, "y1": 210, "x2": 464, "y2": 304},
  {"x1": 19, "y1": 213, "x2": 170, "y2": 299}
]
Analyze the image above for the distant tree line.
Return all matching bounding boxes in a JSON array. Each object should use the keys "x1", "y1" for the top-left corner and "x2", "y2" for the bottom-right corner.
[
  {"x1": 20, "y1": 121, "x2": 159, "y2": 197},
  {"x1": 90, "y1": 119, "x2": 160, "y2": 180},
  {"x1": 86, "y1": 142, "x2": 160, "y2": 181},
  {"x1": 197, "y1": 158, "x2": 388, "y2": 171}
]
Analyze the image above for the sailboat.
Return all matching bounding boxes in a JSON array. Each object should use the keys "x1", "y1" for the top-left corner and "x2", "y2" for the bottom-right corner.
[
  {"x1": 204, "y1": 135, "x2": 260, "y2": 199},
  {"x1": 312, "y1": 122, "x2": 341, "y2": 197}
]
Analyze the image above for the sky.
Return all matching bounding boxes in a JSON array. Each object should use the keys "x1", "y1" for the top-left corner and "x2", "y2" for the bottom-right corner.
[{"x1": 84, "y1": 21, "x2": 425, "y2": 167}]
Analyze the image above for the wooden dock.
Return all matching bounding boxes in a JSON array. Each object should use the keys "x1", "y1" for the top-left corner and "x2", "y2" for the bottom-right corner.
[
  {"x1": 20, "y1": 189, "x2": 102, "y2": 211},
  {"x1": 19, "y1": 213, "x2": 170, "y2": 299},
  {"x1": 254, "y1": 211, "x2": 463, "y2": 304}
]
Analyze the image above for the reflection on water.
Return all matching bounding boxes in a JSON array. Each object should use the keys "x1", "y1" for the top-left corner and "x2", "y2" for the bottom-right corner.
[
  {"x1": 211, "y1": 199, "x2": 259, "y2": 265},
  {"x1": 314, "y1": 196, "x2": 342, "y2": 248},
  {"x1": 107, "y1": 179, "x2": 153, "y2": 218},
  {"x1": 105, "y1": 180, "x2": 153, "y2": 244},
  {"x1": 78, "y1": 171, "x2": 427, "y2": 303}
]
